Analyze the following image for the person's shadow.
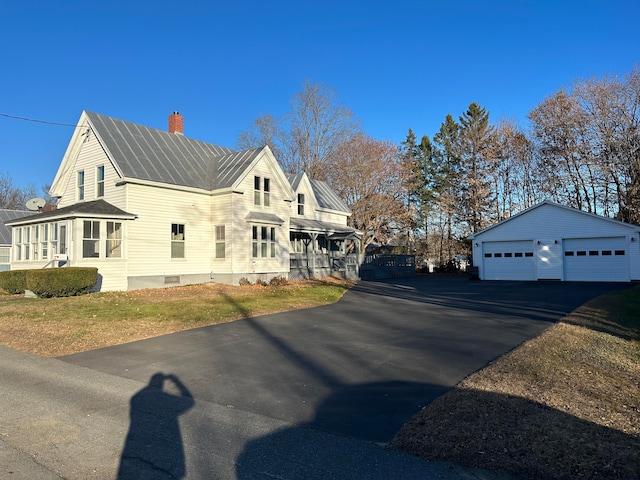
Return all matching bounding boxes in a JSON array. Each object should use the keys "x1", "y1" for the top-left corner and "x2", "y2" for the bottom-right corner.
[{"x1": 118, "y1": 373, "x2": 194, "y2": 479}]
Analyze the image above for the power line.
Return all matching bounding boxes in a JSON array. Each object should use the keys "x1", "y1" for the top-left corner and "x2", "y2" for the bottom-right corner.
[{"x1": 0, "y1": 113, "x2": 78, "y2": 127}]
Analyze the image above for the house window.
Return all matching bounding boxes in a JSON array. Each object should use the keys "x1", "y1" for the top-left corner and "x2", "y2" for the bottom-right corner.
[
  {"x1": 297, "y1": 194, "x2": 305, "y2": 215},
  {"x1": 171, "y1": 223, "x2": 185, "y2": 258},
  {"x1": 252, "y1": 226, "x2": 258, "y2": 257},
  {"x1": 96, "y1": 165, "x2": 105, "y2": 198},
  {"x1": 263, "y1": 178, "x2": 270, "y2": 206},
  {"x1": 106, "y1": 221, "x2": 122, "y2": 258},
  {"x1": 78, "y1": 170, "x2": 85, "y2": 200},
  {"x1": 215, "y1": 225, "x2": 225, "y2": 258},
  {"x1": 254, "y1": 176, "x2": 271, "y2": 207},
  {"x1": 51, "y1": 223, "x2": 59, "y2": 256},
  {"x1": 41, "y1": 224, "x2": 48, "y2": 260},
  {"x1": 252, "y1": 225, "x2": 274, "y2": 258},
  {"x1": 0, "y1": 247, "x2": 9, "y2": 264},
  {"x1": 83, "y1": 221, "x2": 100, "y2": 258},
  {"x1": 261, "y1": 226, "x2": 268, "y2": 257},
  {"x1": 270, "y1": 227, "x2": 276, "y2": 257},
  {"x1": 59, "y1": 225, "x2": 67, "y2": 255},
  {"x1": 24, "y1": 227, "x2": 30, "y2": 260},
  {"x1": 254, "y1": 176, "x2": 261, "y2": 205},
  {"x1": 32, "y1": 226, "x2": 39, "y2": 260}
]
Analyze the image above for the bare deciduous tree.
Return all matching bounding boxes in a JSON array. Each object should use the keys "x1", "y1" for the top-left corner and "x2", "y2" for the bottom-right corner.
[
  {"x1": 237, "y1": 80, "x2": 360, "y2": 180},
  {"x1": 0, "y1": 173, "x2": 38, "y2": 210},
  {"x1": 325, "y1": 133, "x2": 408, "y2": 251}
]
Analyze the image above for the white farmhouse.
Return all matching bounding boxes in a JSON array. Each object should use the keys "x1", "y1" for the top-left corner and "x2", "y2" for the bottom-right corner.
[
  {"x1": 7, "y1": 112, "x2": 360, "y2": 290},
  {"x1": 469, "y1": 201, "x2": 640, "y2": 282}
]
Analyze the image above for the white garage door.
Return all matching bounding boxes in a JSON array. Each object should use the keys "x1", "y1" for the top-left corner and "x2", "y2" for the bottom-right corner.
[
  {"x1": 482, "y1": 240, "x2": 535, "y2": 280},
  {"x1": 563, "y1": 237, "x2": 629, "y2": 281}
]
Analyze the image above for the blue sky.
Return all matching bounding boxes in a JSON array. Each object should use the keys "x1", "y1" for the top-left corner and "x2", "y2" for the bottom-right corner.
[{"x1": 1, "y1": 0, "x2": 638, "y2": 193}]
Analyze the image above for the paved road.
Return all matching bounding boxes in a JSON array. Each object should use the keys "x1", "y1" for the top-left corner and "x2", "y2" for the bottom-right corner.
[{"x1": 1, "y1": 277, "x2": 632, "y2": 479}]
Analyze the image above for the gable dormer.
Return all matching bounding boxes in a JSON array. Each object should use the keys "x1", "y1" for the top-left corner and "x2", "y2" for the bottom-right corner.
[{"x1": 287, "y1": 173, "x2": 319, "y2": 218}]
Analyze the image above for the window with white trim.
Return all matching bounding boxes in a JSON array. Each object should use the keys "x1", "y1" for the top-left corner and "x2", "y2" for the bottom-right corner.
[
  {"x1": 106, "y1": 221, "x2": 122, "y2": 258},
  {"x1": 252, "y1": 225, "x2": 276, "y2": 258},
  {"x1": 254, "y1": 176, "x2": 261, "y2": 205},
  {"x1": 215, "y1": 225, "x2": 225, "y2": 258},
  {"x1": 31, "y1": 225, "x2": 39, "y2": 260},
  {"x1": 171, "y1": 223, "x2": 185, "y2": 258},
  {"x1": 83, "y1": 221, "x2": 100, "y2": 258},
  {"x1": 24, "y1": 227, "x2": 30, "y2": 260},
  {"x1": 253, "y1": 176, "x2": 271, "y2": 206},
  {"x1": 270, "y1": 227, "x2": 276, "y2": 257},
  {"x1": 78, "y1": 170, "x2": 85, "y2": 200},
  {"x1": 261, "y1": 226, "x2": 268, "y2": 257},
  {"x1": 297, "y1": 193, "x2": 305, "y2": 215},
  {"x1": 41, "y1": 224, "x2": 48, "y2": 260},
  {"x1": 263, "y1": 178, "x2": 270, "y2": 206},
  {"x1": 96, "y1": 165, "x2": 105, "y2": 198}
]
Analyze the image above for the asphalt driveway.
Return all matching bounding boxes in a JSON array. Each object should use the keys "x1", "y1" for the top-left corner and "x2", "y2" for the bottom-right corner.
[
  {"x1": 59, "y1": 278, "x2": 631, "y2": 467},
  {"x1": 3, "y1": 277, "x2": 632, "y2": 479}
]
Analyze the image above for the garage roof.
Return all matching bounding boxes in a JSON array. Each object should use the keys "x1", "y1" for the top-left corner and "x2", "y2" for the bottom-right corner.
[{"x1": 468, "y1": 200, "x2": 640, "y2": 240}]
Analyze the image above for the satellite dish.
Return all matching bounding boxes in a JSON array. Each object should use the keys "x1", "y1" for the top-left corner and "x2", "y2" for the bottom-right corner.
[{"x1": 26, "y1": 197, "x2": 46, "y2": 211}]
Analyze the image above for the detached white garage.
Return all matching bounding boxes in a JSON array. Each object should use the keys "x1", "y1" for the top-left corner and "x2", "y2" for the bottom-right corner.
[{"x1": 469, "y1": 201, "x2": 640, "y2": 282}]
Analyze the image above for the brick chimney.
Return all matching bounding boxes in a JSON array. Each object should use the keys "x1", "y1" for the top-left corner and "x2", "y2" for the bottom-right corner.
[{"x1": 168, "y1": 111, "x2": 183, "y2": 135}]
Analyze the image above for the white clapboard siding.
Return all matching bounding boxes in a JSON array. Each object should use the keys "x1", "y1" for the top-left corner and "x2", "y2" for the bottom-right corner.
[
  {"x1": 232, "y1": 158, "x2": 291, "y2": 277},
  {"x1": 57, "y1": 132, "x2": 123, "y2": 208},
  {"x1": 125, "y1": 183, "x2": 213, "y2": 277}
]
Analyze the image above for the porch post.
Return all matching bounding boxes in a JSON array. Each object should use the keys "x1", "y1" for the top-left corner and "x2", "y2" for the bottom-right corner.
[{"x1": 309, "y1": 233, "x2": 318, "y2": 277}]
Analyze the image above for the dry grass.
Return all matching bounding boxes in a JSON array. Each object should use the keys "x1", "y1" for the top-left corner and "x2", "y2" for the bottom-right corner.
[
  {"x1": 0, "y1": 278, "x2": 353, "y2": 357},
  {"x1": 393, "y1": 286, "x2": 640, "y2": 480}
]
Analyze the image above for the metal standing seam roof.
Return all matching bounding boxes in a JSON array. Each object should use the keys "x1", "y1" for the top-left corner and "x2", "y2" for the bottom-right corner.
[
  {"x1": 86, "y1": 112, "x2": 264, "y2": 190},
  {"x1": 0, "y1": 210, "x2": 32, "y2": 245},
  {"x1": 310, "y1": 180, "x2": 351, "y2": 213},
  {"x1": 290, "y1": 218, "x2": 359, "y2": 235},
  {"x1": 286, "y1": 173, "x2": 351, "y2": 214},
  {"x1": 286, "y1": 173, "x2": 305, "y2": 191}
]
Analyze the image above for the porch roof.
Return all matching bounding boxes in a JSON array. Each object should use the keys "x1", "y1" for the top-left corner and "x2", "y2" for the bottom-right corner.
[
  {"x1": 5, "y1": 200, "x2": 137, "y2": 226},
  {"x1": 290, "y1": 218, "x2": 361, "y2": 237},
  {"x1": 245, "y1": 211, "x2": 285, "y2": 225}
]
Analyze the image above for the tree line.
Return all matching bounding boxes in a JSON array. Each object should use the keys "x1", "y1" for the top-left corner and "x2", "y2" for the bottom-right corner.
[{"x1": 239, "y1": 67, "x2": 640, "y2": 266}]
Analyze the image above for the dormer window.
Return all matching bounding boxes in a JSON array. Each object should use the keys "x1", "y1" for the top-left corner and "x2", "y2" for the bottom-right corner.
[{"x1": 297, "y1": 193, "x2": 305, "y2": 215}]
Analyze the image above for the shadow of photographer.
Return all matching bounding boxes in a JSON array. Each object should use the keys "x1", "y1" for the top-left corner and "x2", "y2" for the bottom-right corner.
[{"x1": 118, "y1": 372, "x2": 194, "y2": 479}]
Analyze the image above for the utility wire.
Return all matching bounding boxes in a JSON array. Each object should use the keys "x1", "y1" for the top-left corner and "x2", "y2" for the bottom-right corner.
[{"x1": 0, "y1": 112, "x2": 77, "y2": 127}]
